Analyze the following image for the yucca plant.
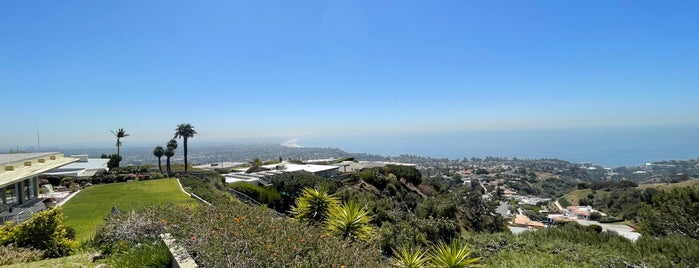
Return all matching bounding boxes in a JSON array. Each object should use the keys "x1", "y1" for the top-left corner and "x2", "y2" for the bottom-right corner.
[
  {"x1": 291, "y1": 188, "x2": 340, "y2": 224},
  {"x1": 429, "y1": 240, "x2": 481, "y2": 268},
  {"x1": 325, "y1": 199, "x2": 373, "y2": 241},
  {"x1": 391, "y1": 245, "x2": 429, "y2": 268}
]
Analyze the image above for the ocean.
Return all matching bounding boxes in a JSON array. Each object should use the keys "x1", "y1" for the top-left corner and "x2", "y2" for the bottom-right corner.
[{"x1": 301, "y1": 125, "x2": 699, "y2": 167}]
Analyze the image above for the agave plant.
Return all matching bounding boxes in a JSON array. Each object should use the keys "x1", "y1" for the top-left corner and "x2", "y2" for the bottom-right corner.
[
  {"x1": 325, "y1": 199, "x2": 373, "y2": 241},
  {"x1": 429, "y1": 240, "x2": 481, "y2": 268},
  {"x1": 391, "y1": 245, "x2": 429, "y2": 268},
  {"x1": 291, "y1": 188, "x2": 340, "y2": 224}
]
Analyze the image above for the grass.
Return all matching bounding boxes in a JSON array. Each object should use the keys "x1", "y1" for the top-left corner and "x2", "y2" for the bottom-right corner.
[
  {"x1": 61, "y1": 179, "x2": 197, "y2": 243},
  {"x1": 0, "y1": 252, "x2": 102, "y2": 268}
]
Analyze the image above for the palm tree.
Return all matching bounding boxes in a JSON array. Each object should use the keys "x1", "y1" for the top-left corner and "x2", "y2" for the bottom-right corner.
[
  {"x1": 428, "y1": 241, "x2": 481, "y2": 268},
  {"x1": 174, "y1": 123, "x2": 197, "y2": 172},
  {"x1": 291, "y1": 188, "x2": 340, "y2": 224},
  {"x1": 153, "y1": 146, "x2": 164, "y2": 173},
  {"x1": 165, "y1": 139, "x2": 177, "y2": 175},
  {"x1": 325, "y1": 199, "x2": 373, "y2": 241},
  {"x1": 110, "y1": 128, "x2": 129, "y2": 158},
  {"x1": 390, "y1": 245, "x2": 429, "y2": 268}
]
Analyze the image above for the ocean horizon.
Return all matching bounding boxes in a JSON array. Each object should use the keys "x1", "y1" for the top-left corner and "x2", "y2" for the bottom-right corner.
[{"x1": 302, "y1": 125, "x2": 699, "y2": 168}]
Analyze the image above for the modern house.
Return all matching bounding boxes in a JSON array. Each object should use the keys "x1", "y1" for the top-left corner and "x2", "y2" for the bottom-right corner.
[
  {"x1": 0, "y1": 152, "x2": 77, "y2": 213},
  {"x1": 225, "y1": 162, "x2": 341, "y2": 186},
  {"x1": 42, "y1": 154, "x2": 109, "y2": 179}
]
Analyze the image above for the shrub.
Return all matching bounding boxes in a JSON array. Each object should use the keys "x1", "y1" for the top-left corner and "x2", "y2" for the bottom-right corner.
[
  {"x1": 429, "y1": 240, "x2": 481, "y2": 268},
  {"x1": 291, "y1": 188, "x2": 339, "y2": 224},
  {"x1": 93, "y1": 207, "x2": 167, "y2": 255},
  {"x1": 229, "y1": 182, "x2": 281, "y2": 209},
  {"x1": 0, "y1": 208, "x2": 78, "y2": 258},
  {"x1": 325, "y1": 200, "x2": 373, "y2": 241}
]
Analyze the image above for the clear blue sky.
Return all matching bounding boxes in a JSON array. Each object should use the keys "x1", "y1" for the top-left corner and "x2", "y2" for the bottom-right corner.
[{"x1": 1, "y1": 0, "x2": 698, "y2": 149}]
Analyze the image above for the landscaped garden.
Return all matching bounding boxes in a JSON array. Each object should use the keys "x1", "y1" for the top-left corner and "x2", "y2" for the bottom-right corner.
[{"x1": 61, "y1": 178, "x2": 197, "y2": 243}]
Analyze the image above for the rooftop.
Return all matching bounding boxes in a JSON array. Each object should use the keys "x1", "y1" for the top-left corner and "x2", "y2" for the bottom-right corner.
[
  {"x1": 0, "y1": 152, "x2": 77, "y2": 188},
  {"x1": 0, "y1": 152, "x2": 61, "y2": 166}
]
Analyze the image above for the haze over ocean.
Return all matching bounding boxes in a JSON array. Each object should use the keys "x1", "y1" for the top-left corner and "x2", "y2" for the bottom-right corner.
[{"x1": 302, "y1": 125, "x2": 699, "y2": 167}]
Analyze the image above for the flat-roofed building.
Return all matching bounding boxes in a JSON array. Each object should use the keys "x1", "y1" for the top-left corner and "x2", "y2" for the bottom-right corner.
[{"x1": 0, "y1": 152, "x2": 77, "y2": 213}]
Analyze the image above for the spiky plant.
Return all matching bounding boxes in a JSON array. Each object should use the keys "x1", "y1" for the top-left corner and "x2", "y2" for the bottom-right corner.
[
  {"x1": 391, "y1": 245, "x2": 429, "y2": 268},
  {"x1": 325, "y1": 199, "x2": 373, "y2": 241},
  {"x1": 291, "y1": 188, "x2": 339, "y2": 224},
  {"x1": 429, "y1": 241, "x2": 481, "y2": 268}
]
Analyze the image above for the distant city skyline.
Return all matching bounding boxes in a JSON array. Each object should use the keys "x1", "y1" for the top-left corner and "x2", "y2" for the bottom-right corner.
[{"x1": 2, "y1": 1, "x2": 698, "y2": 150}]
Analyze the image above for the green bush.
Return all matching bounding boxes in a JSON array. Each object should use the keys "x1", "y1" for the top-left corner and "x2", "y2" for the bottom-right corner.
[
  {"x1": 228, "y1": 182, "x2": 281, "y2": 209},
  {"x1": 0, "y1": 208, "x2": 78, "y2": 258},
  {"x1": 179, "y1": 175, "x2": 232, "y2": 204}
]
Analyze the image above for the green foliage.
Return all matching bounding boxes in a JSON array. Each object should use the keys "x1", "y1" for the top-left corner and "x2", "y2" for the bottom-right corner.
[
  {"x1": 228, "y1": 182, "x2": 281, "y2": 209},
  {"x1": 456, "y1": 188, "x2": 506, "y2": 233},
  {"x1": 429, "y1": 240, "x2": 481, "y2": 268},
  {"x1": 101, "y1": 153, "x2": 122, "y2": 169},
  {"x1": 391, "y1": 245, "x2": 429, "y2": 268},
  {"x1": 0, "y1": 208, "x2": 78, "y2": 258},
  {"x1": 174, "y1": 123, "x2": 197, "y2": 173},
  {"x1": 179, "y1": 175, "x2": 231, "y2": 204},
  {"x1": 383, "y1": 165, "x2": 422, "y2": 185},
  {"x1": 357, "y1": 171, "x2": 388, "y2": 189},
  {"x1": 271, "y1": 171, "x2": 341, "y2": 211},
  {"x1": 638, "y1": 186, "x2": 699, "y2": 239},
  {"x1": 106, "y1": 240, "x2": 171, "y2": 268},
  {"x1": 291, "y1": 188, "x2": 340, "y2": 224},
  {"x1": 558, "y1": 197, "x2": 571, "y2": 207},
  {"x1": 326, "y1": 199, "x2": 374, "y2": 241},
  {"x1": 379, "y1": 216, "x2": 461, "y2": 255},
  {"x1": 415, "y1": 194, "x2": 458, "y2": 220},
  {"x1": 474, "y1": 168, "x2": 489, "y2": 175}
]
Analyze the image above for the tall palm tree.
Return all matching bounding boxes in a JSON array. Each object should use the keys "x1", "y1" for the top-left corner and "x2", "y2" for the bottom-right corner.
[
  {"x1": 153, "y1": 146, "x2": 164, "y2": 173},
  {"x1": 174, "y1": 123, "x2": 197, "y2": 172},
  {"x1": 165, "y1": 139, "x2": 177, "y2": 175},
  {"x1": 110, "y1": 128, "x2": 129, "y2": 158}
]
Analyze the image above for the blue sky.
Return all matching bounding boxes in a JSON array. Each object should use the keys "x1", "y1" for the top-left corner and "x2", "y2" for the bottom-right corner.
[{"x1": 1, "y1": 0, "x2": 698, "y2": 149}]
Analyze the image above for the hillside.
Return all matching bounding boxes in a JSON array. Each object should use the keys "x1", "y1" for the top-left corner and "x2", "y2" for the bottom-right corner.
[
  {"x1": 637, "y1": 178, "x2": 699, "y2": 190},
  {"x1": 561, "y1": 179, "x2": 699, "y2": 221}
]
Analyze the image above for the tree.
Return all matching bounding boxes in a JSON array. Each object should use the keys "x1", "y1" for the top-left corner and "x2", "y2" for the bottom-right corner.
[
  {"x1": 164, "y1": 139, "x2": 177, "y2": 175},
  {"x1": 110, "y1": 128, "x2": 129, "y2": 159},
  {"x1": 456, "y1": 188, "x2": 506, "y2": 233},
  {"x1": 153, "y1": 146, "x2": 164, "y2": 173},
  {"x1": 291, "y1": 188, "x2": 339, "y2": 224},
  {"x1": 638, "y1": 187, "x2": 699, "y2": 239},
  {"x1": 101, "y1": 154, "x2": 121, "y2": 169},
  {"x1": 174, "y1": 123, "x2": 197, "y2": 172}
]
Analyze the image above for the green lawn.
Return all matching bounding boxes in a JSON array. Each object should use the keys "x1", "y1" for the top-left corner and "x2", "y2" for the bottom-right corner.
[
  {"x1": 1, "y1": 252, "x2": 102, "y2": 268},
  {"x1": 61, "y1": 179, "x2": 197, "y2": 243}
]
